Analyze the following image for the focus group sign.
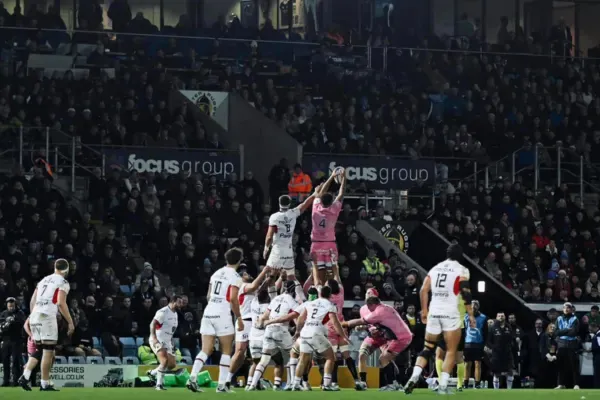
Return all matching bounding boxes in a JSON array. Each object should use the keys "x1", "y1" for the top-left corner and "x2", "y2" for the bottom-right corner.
[
  {"x1": 104, "y1": 148, "x2": 240, "y2": 179},
  {"x1": 303, "y1": 154, "x2": 436, "y2": 190}
]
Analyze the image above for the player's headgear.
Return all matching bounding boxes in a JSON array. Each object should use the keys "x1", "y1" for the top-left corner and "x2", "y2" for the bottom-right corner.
[
  {"x1": 54, "y1": 258, "x2": 69, "y2": 272},
  {"x1": 446, "y1": 243, "x2": 463, "y2": 261},
  {"x1": 327, "y1": 279, "x2": 340, "y2": 295},
  {"x1": 307, "y1": 286, "x2": 319, "y2": 301},
  {"x1": 279, "y1": 195, "x2": 292, "y2": 210},
  {"x1": 321, "y1": 193, "x2": 334, "y2": 207},
  {"x1": 365, "y1": 288, "x2": 379, "y2": 299},
  {"x1": 284, "y1": 280, "x2": 296, "y2": 296}
]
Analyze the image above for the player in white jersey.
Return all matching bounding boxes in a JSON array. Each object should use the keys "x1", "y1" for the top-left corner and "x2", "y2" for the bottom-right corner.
[
  {"x1": 247, "y1": 280, "x2": 298, "y2": 390},
  {"x1": 188, "y1": 248, "x2": 244, "y2": 393},
  {"x1": 264, "y1": 188, "x2": 318, "y2": 292},
  {"x1": 291, "y1": 286, "x2": 347, "y2": 391},
  {"x1": 225, "y1": 265, "x2": 271, "y2": 389},
  {"x1": 148, "y1": 295, "x2": 184, "y2": 390},
  {"x1": 405, "y1": 244, "x2": 476, "y2": 395},
  {"x1": 244, "y1": 288, "x2": 272, "y2": 390},
  {"x1": 19, "y1": 259, "x2": 73, "y2": 391}
]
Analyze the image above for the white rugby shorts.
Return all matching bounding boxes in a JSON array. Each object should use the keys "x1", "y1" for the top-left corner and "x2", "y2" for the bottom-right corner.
[
  {"x1": 263, "y1": 326, "x2": 293, "y2": 351},
  {"x1": 425, "y1": 312, "x2": 462, "y2": 335},
  {"x1": 299, "y1": 332, "x2": 331, "y2": 354},
  {"x1": 200, "y1": 313, "x2": 235, "y2": 336},
  {"x1": 30, "y1": 312, "x2": 58, "y2": 342},
  {"x1": 267, "y1": 249, "x2": 295, "y2": 275},
  {"x1": 235, "y1": 318, "x2": 252, "y2": 342},
  {"x1": 149, "y1": 336, "x2": 175, "y2": 355}
]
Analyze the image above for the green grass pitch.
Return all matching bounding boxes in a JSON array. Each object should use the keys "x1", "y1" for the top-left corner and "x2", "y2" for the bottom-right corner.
[{"x1": 0, "y1": 388, "x2": 597, "y2": 399}]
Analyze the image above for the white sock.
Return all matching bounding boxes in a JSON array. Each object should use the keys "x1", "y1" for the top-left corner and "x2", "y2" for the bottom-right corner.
[
  {"x1": 410, "y1": 365, "x2": 423, "y2": 382},
  {"x1": 150, "y1": 367, "x2": 158, "y2": 376},
  {"x1": 41, "y1": 379, "x2": 49, "y2": 388},
  {"x1": 507, "y1": 375, "x2": 514, "y2": 389},
  {"x1": 289, "y1": 358, "x2": 298, "y2": 383},
  {"x1": 23, "y1": 368, "x2": 32, "y2": 380},
  {"x1": 275, "y1": 377, "x2": 282, "y2": 386},
  {"x1": 251, "y1": 365, "x2": 265, "y2": 387},
  {"x1": 226, "y1": 372, "x2": 234, "y2": 384},
  {"x1": 156, "y1": 370, "x2": 165, "y2": 386},
  {"x1": 191, "y1": 351, "x2": 208, "y2": 378},
  {"x1": 440, "y1": 372, "x2": 450, "y2": 390},
  {"x1": 323, "y1": 373, "x2": 332, "y2": 387},
  {"x1": 218, "y1": 355, "x2": 231, "y2": 385},
  {"x1": 246, "y1": 372, "x2": 252, "y2": 386},
  {"x1": 293, "y1": 376, "x2": 302, "y2": 385},
  {"x1": 493, "y1": 375, "x2": 500, "y2": 389}
]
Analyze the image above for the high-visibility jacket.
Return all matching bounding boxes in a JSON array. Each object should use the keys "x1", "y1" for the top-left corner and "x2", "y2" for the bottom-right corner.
[
  {"x1": 363, "y1": 257, "x2": 385, "y2": 275},
  {"x1": 288, "y1": 172, "x2": 313, "y2": 201}
]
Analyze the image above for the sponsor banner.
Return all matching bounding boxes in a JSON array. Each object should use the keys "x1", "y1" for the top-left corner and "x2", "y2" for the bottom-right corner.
[
  {"x1": 180, "y1": 90, "x2": 229, "y2": 130},
  {"x1": 303, "y1": 154, "x2": 436, "y2": 190},
  {"x1": 0, "y1": 364, "x2": 138, "y2": 387},
  {"x1": 104, "y1": 148, "x2": 240, "y2": 180},
  {"x1": 370, "y1": 220, "x2": 420, "y2": 253}
]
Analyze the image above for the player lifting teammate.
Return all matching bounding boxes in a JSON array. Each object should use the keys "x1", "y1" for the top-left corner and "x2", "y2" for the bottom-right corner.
[
  {"x1": 20, "y1": 258, "x2": 74, "y2": 391},
  {"x1": 311, "y1": 169, "x2": 345, "y2": 286},
  {"x1": 188, "y1": 248, "x2": 245, "y2": 393},
  {"x1": 225, "y1": 266, "x2": 271, "y2": 389},
  {"x1": 404, "y1": 244, "x2": 476, "y2": 395},
  {"x1": 264, "y1": 187, "x2": 317, "y2": 301}
]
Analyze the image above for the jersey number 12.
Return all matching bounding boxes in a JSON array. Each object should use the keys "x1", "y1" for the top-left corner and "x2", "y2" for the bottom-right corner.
[{"x1": 435, "y1": 273, "x2": 447, "y2": 288}]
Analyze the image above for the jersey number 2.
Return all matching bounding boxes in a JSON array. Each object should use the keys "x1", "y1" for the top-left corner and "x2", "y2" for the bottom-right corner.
[{"x1": 435, "y1": 273, "x2": 447, "y2": 288}]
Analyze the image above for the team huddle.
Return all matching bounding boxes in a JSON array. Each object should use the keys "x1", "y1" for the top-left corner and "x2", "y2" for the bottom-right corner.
[{"x1": 16, "y1": 167, "x2": 476, "y2": 394}]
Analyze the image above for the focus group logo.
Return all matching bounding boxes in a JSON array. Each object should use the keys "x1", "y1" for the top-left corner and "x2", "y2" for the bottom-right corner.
[
  {"x1": 191, "y1": 91, "x2": 217, "y2": 116},
  {"x1": 379, "y1": 223, "x2": 410, "y2": 252}
]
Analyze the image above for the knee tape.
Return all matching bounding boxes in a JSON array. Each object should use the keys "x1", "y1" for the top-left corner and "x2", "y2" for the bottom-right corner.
[
  {"x1": 339, "y1": 345, "x2": 349, "y2": 353},
  {"x1": 259, "y1": 354, "x2": 272, "y2": 367},
  {"x1": 42, "y1": 344, "x2": 56, "y2": 351},
  {"x1": 418, "y1": 341, "x2": 436, "y2": 359}
]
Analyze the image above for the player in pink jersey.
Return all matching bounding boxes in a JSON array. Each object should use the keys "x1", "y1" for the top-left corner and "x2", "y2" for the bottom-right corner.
[
  {"x1": 344, "y1": 293, "x2": 413, "y2": 390},
  {"x1": 311, "y1": 169, "x2": 346, "y2": 286}
]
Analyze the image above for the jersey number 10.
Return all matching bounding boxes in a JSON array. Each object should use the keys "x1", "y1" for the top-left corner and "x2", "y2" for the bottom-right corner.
[{"x1": 435, "y1": 273, "x2": 447, "y2": 288}]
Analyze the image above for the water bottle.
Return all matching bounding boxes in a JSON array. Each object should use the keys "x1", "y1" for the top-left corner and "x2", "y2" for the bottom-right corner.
[
  {"x1": 484, "y1": 380, "x2": 488, "y2": 389},
  {"x1": 238, "y1": 378, "x2": 245, "y2": 388}
]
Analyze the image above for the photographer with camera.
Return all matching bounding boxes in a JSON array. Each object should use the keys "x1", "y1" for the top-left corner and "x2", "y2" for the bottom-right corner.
[{"x1": 0, "y1": 297, "x2": 26, "y2": 386}]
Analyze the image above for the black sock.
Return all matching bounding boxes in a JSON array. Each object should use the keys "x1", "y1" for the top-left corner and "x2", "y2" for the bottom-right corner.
[
  {"x1": 319, "y1": 365, "x2": 325, "y2": 385},
  {"x1": 332, "y1": 363, "x2": 339, "y2": 383},
  {"x1": 346, "y1": 357, "x2": 359, "y2": 381},
  {"x1": 302, "y1": 373, "x2": 309, "y2": 382},
  {"x1": 360, "y1": 372, "x2": 367, "y2": 382}
]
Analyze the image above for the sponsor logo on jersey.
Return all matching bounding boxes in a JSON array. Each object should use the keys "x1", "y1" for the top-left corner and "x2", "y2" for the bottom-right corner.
[{"x1": 379, "y1": 223, "x2": 410, "y2": 252}]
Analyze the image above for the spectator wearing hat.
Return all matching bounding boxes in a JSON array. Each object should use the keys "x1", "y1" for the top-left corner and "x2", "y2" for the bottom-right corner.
[
  {"x1": 554, "y1": 302, "x2": 580, "y2": 389},
  {"x1": 135, "y1": 262, "x2": 161, "y2": 295}
]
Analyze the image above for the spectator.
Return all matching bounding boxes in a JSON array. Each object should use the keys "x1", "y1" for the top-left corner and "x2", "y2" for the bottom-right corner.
[
  {"x1": 362, "y1": 248, "x2": 385, "y2": 277},
  {"x1": 107, "y1": 0, "x2": 132, "y2": 32},
  {"x1": 287, "y1": 163, "x2": 312, "y2": 202},
  {"x1": 539, "y1": 323, "x2": 558, "y2": 388}
]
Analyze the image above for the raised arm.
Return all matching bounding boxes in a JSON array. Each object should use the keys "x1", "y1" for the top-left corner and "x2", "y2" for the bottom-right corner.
[
  {"x1": 316, "y1": 174, "x2": 337, "y2": 198},
  {"x1": 331, "y1": 263, "x2": 342, "y2": 284},
  {"x1": 297, "y1": 184, "x2": 321, "y2": 213},
  {"x1": 244, "y1": 267, "x2": 271, "y2": 294},
  {"x1": 334, "y1": 172, "x2": 347, "y2": 203}
]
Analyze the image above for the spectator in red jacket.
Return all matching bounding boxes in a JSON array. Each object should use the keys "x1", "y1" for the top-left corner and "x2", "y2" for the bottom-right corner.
[{"x1": 532, "y1": 226, "x2": 550, "y2": 249}]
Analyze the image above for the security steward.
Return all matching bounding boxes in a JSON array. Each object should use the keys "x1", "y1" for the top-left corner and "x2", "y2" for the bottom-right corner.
[
  {"x1": 486, "y1": 312, "x2": 515, "y2": 389},
  {"x1": 0, "y1": 297, "x2": 27, "y2": 386},
  {"x1": 555, "y1": 302, "x2": 580, "y2": 389},
  {"x1": 591, "y1": 322, "x2": 600, "y2": 388}
]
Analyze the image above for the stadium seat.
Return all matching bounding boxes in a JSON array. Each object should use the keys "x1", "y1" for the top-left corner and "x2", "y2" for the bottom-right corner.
[
  {"x1": 120, "y1": 285, "x2": 133, "y2": 296},
  {"x1": 180, "y1": 356, "x2": 193, "y2": 365},
  {"x1": 120, "y1": 337, "x2": 136, "y2": 347},
  {"x1": 68, "y1": 356, "x2": 86, "y2": 364},
  {"x1": 135, "y1": 337, "x2": 144, "y2": 347},
  {"x1": 105, "y1": 356, "x2": 123, "y2": 365},
  {"x1": 93, "y1": 336, "x2": 101, "y2": 348},
  {"x1": 173, "y1": 338, "x2": 180, "y2": 349},
  {"x1": 54, "y1": 356, "x2": 68, "y2": 364},
  {"x1": 122, "y1": 356, "x2": 140, "y2": 365},
  {"x1": 86, "y1": 356, "x2": 104, "y2": 364}
]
